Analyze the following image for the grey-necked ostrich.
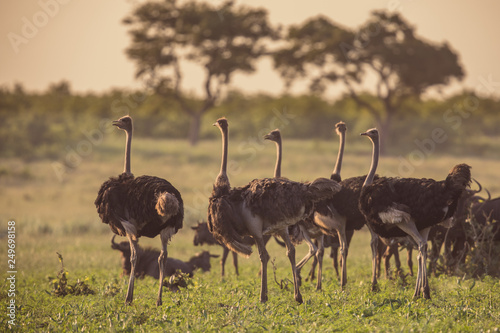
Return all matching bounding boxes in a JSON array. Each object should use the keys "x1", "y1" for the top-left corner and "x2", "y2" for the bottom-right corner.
[
  {"x1": 301, "y1": 122, "x2": 354, "y2": 283},
  {"x1": 95, "y1": 115, "x2": 183, "y2": 306},
  {"x1": 312, "y1": 122, "x2": 380, "y2": 289},
  {"x1": 264, "y1": 128, "x2": 327, "y2": 290},
  {"x1": 207, "y1": 118, "x2": 341, "y2": 303},
  {"x1": 358, "y1": 128, "x2": 471, "y2": 298}
]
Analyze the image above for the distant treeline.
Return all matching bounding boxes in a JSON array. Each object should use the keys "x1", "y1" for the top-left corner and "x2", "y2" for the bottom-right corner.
[{"x1": 1, "y1": 82, "x2": 499, "y2": 159}]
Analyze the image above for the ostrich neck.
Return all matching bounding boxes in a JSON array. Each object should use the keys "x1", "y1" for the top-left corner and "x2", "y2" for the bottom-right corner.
[
  {"x1": 218, "y1": 126, "x2": 228, "y2": 179},
  {"x1": 331, "y1": 130, "x2": 345, "y2": 180},
  {"x1": 363, "y1": 137, "x2": 379, "y2": 187},
  {"x1": 123, "y1": 130, "x2": 132, "y2": 175},
  {"x1": 274, "y1": 138, "x2": 282, "y2": 178}
]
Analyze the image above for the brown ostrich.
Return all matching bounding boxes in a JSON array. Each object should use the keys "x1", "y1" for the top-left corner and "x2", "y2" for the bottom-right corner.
[
  {"x1": 358, "y1": 128, "x2": 471, "y2": 299},
  {"x1": 311, "y1": 122, "x2": 380, "y2": 290},
  {"x1": 264, "y1": 128, "x2": 327, "y2": 290},
  {"x1": 95, "y1": 115, "x2": 183, "y2": 306},
  {"x1": 207, "y1": 118, "x2": 341, "y2": 303}
]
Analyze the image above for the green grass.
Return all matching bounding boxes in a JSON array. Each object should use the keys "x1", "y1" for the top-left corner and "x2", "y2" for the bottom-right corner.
[{"x1": 1, "y1": 134, "x2": 500, "y2": 332}]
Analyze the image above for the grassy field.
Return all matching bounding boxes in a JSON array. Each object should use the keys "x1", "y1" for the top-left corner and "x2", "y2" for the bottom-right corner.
[{"x1": 1, "y1": 130, "x2": 500, "y2": 332}]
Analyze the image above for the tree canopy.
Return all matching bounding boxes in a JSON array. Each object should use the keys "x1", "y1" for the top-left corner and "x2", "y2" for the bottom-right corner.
[
  {"x1": 123, "y1": 0, "x2": 276, "y2": 145},
  {"x1": 273, "y1": 11, "x2": 464, "y2": 152}
]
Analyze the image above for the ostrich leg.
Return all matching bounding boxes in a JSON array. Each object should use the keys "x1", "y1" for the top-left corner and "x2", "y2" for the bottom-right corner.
[
  {"x1": 407, "y1": 247, "x2": 414, "y2": 276},
  {"x1": 125, "y1": 233, "x2": 138, "y2": 305},
  {"x1": 231, "y1": 251, "x2": 239, "y2": 276},
  {"x1": 157, "y1": 227, "x2": 175, "y2": 306},
  {"x1": 296, "y1": 225, "x2": 318, "y2": 270},
  {"x1": 278, "y1": 229, "x2": 303, "y2": 304},
  {"x1": 220, "y1": 246, "x2": 230, "y2": 277},
  {"x1": 397, "y1": 223, "x2": 431, "y2": 299},
  {"x1": 336, "y1": 226, "x2": 348, "y2": 288},
  {"x1": 419, "y1": 228, "x2": 431, "y2": 298},
  {"x1": 367, "y1": 226, "x2": 379, "y2": 291},
  {"x1": 254, "y1": 236, "x2": 270, "y2": 303},
  {"x1": 315, "y1": 235, "x2": 324, "y2": 290}
]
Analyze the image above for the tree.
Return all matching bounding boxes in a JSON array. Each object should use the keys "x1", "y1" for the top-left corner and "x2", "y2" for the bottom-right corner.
[
  {"x1": 273, "y1": 11, "x2": 464, "y2": 153},
  {"x1": 123, "y1": 0, "x2": 276, "y2": 145}
]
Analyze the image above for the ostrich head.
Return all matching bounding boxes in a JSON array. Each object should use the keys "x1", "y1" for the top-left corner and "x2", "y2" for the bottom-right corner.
[
  {"x1": 213, "y1": 117, "x2": 228, "y2": 131},
  {"x1": 446, "y1": 164, "x2": 472, "y2": 191},
  {"x1": 360, "y1": 128, "x2": 379, "y2": 141},
  {"x1": 264, "y1": 129, "x2": 281, "y2": 143},
  {"x1": 113, "y1": 116, "x2": 133, "y2": 133},
  {"x1": 335, "y1": 121, "x2": 346, "y2": 136}
]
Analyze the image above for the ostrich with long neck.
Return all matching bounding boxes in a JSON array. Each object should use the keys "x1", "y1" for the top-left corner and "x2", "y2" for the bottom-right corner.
[
  {"x1": 208, "y1": 118, "x2": 341, "y2": 303},
  {"x1": 311, "y1": 121, "x2": 381, "y2": 290},
  {"x1": 264, "y1": 129, "x2": 326, "y2": 289},
  {"x1": 307, "y1": 122, "x2": 355, "y2": 283},
  {"x1": 325, "y1": 122, "x2": 354, "y2": 276},
  {"x1": 264, "y1": 129, "x2": 282, "y2": 178},
  {"x1": 330, "y1": 122, "x2": 346, "y2": 182},
  {"x1": 359, "y1": 128, "x2": 471, "y2": 299},
  {"x1": 95, "y1": 115, "x2": 184, "y2": 306},
  {"x1": 113, "y1": 115, "x2": 133, "y2": 175}
]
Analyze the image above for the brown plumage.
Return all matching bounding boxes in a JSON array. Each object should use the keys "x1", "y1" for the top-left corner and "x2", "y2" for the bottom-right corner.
[
  {"x1": 358, "y1": 128, "x2": 471, "y2": 299},
  {"x1": 360, "y1": 166, "x2": 472, "y2": 238},
  {"x1": 94, "y1": 115, "x2": 183, "y2": 306},
  {"x1": 207, "y1": 118, "x2": 341, "y2": 304},
  {"x1": 265, "y1": 128, "x2": 327, "y2": 290},
  {"x1": 311, "y1": 121, "x2": 381, "y2": 290}
]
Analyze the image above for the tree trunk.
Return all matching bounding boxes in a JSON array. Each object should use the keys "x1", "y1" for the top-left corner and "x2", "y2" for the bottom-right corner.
[{"x1": 188, "y1": 113, "x2": 202, "y2": 146}]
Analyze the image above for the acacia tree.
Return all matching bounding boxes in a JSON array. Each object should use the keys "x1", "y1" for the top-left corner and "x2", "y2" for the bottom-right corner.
[
  {"x1": 273, "y1": 11, "x2": 464, "y2": 153},
  {"x1": 124, "y1": 0, "x2": 276, "y2": 145}
]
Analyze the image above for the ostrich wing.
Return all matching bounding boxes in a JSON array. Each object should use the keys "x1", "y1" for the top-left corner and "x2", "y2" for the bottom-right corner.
[
  {"x1": 95, "y1": 173, "x2": 134, "y2": 236},
  {"x1": 125, "y1": 175, "x2": 184, "y2": 238},
  {"x1": 208, "y1": 194, "x2": 252, "y2": 257}
]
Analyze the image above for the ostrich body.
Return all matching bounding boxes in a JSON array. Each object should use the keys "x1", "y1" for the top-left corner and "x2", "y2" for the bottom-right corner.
[
  {"x1": 95, "y1": 115, "x2": 183, "y2": 306},
  {"x1": 264, "y1": 128, "x2": 326, "y2": 290},
  {"x1": 207, "y1": 118, "x2": 341, "y2": 303},
  {"x1": 358, "y1": 128, "x2": 471, "y2": 298}
]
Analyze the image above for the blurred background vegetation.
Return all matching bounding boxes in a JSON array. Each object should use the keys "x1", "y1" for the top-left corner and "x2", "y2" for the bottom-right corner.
[
  {"x1": 2, "y1": 2, "x2": 499, "y2": 162},
  {"x1": 1, "y1": 81, "x2": 498, "y2": 161}
]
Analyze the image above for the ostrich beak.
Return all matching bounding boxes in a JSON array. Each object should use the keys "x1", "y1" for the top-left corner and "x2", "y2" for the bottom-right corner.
[
  {"x1": 112, "y1": 120, "x2": 120, "y2": 127},
  {"x1": 263, "y1": 134, "x2": 271, "y2": 140},
  {"x1": 360, "y1": 132, "x2": 368, "y2": 136},
  {"x1": 212, "y1": 122, "x2": 217, "y2": 126}
]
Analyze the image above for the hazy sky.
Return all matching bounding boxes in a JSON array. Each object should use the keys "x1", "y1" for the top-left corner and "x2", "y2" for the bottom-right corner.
[{"x1": 1, "y1": 0, "x2": 499, "y2": 98}]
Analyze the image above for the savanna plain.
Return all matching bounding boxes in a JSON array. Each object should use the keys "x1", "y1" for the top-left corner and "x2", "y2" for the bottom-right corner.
[{"x1": 1, "y1": 131, "x2": 500, "y2": 332}]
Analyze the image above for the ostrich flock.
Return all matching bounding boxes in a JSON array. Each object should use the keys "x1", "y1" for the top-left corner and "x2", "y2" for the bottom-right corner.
[{"x1": 95, "y1": 115, "x2": 480, "y2": 306}]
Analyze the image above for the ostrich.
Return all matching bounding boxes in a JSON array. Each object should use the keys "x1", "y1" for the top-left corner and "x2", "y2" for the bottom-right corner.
[
  {"x1": 358, "y1": 128, "x2": 471, "y2": 299},
  {"x1": 312, "y1": 122, "x2": 380, "y2": 289},
  {"x1": 95, "y1": 115, "x2": 184, "y2": 306},
  {"x1": 207, "y1": 118, "x2": 341, "y2": 303},
  {"x1": 264, "y1": 128, "x2": 327, "y2": 290}
]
